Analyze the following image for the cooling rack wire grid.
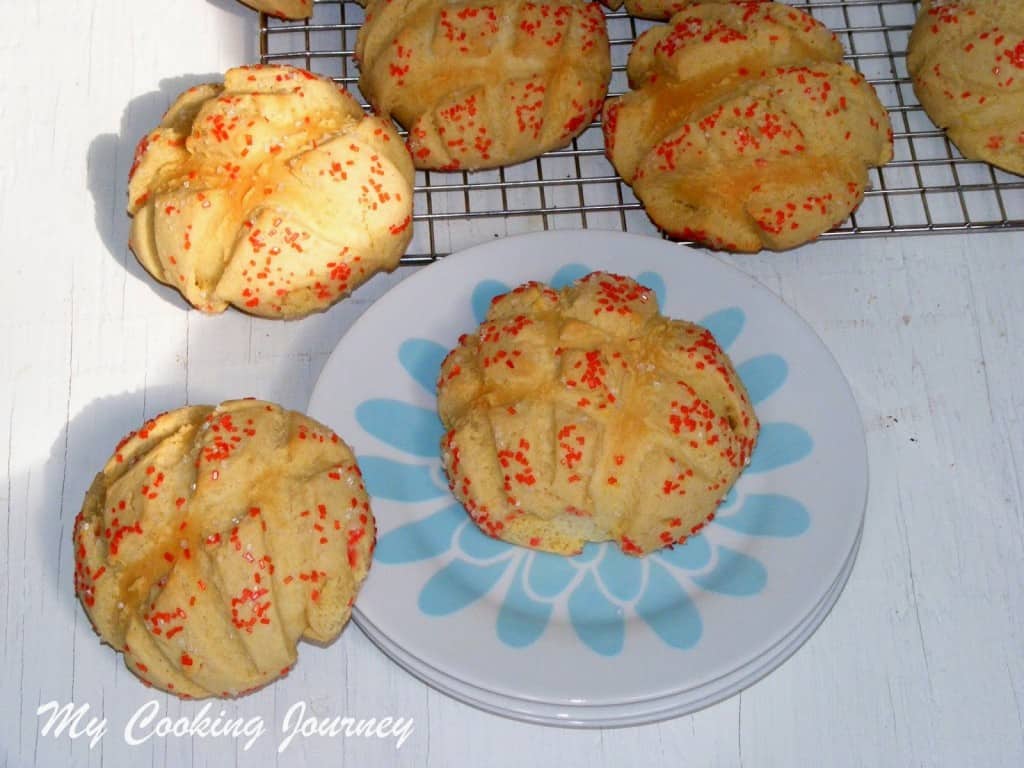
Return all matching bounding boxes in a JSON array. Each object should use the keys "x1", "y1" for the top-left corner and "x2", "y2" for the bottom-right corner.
[{"x1": 260, "y1": 0, "x2": 1024, "y2": 261}]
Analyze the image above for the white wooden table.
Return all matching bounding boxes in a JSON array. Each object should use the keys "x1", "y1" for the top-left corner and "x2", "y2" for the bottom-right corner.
[{"x1": 1, "y1": 1, "x2": 1022, "y2": 765}]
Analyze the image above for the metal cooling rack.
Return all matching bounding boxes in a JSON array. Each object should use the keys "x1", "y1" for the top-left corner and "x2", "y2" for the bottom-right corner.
[{"x1": 260, "y1": 0, "x2": 1024, "y2": 260}]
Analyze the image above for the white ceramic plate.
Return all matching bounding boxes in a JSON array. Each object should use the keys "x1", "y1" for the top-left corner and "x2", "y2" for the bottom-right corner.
[
  {"x1": 307, "y1": 230, "x2": 868, "y2": 727},
  {"x1": 351, "y1": 522, "x2": 862, "y2": 727}
]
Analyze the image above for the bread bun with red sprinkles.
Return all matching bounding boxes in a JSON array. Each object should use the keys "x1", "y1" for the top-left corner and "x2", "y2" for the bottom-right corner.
[
  {"x1": 127, "y1": 65, "x2": 414, "y2": 318},
  {"x1": 437, "y1": 272, "x2": 759, "y2": 557},
  {"x1": 73, "y1": 400, "x2": 375, "y2": 698},
  {"x1": 602, "y1": 1, "x2": 893, "y2": 252},
  {"x1": 355, "y1": 0, "x2": 611, "y2": 171},
  {"x1": 238, "y1": 0, "x2": 312, "y2": 18},
  {"x1": 908, "y1": 0, "x2": 1024, "y2": 176}
]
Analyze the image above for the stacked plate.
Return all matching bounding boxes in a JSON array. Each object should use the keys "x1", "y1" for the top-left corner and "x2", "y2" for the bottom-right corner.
[{"x1": 308, "y1": 231, "x2": 868, "y2": 727}]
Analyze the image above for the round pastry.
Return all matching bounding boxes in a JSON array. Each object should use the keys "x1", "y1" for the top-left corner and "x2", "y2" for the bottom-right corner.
[
  {"x1": 128, "y1": 64, "x2": 414, "y2": 318},
  {"x1": 907, "y1": 0, "x2": 1024, "y2": 176},
  {"x1": 73, "y1": 400, "x2": 375, "y2": 698},
  {"x1": 437, "y1": 271, "x2": 759, "y2": 557},
  {"x1": 239, "y1": 0, "x2": 312, "y2": 18},
  {"x1": 355, "y1": 0, "x2": 612, "y2": 171},
  {"x1": 602, "y1": 0, "x2": 893, "y2": 252}
]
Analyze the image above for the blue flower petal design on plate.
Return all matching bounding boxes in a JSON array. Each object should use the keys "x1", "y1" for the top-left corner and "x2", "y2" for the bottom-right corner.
[
  {"x1": 568, "y1": 572, "x2": 625, "y2": 656},
  {"x1": 571, "y1": 542, "x2": 603, "y2": 565},
  {"x1": 716, "y1": 495, "x2": 810, "y2": 538},
  {"x1": 419, "y1": 558, "x2": 511, "y2": 616},
  {"x1": 748, "y1": 423, "x2": 813, "y2": 473},
  {"x1": 458, "y1": 520, "x2": 512, "y2": 560},
  {"x1": 472, "y1": 280, "x2": 510, "y2": 324},
  {"x1": 497, "y1": 559, "x2": 553, "y2": 648},
  {"x1": 699, "y1": 307, "x2": 745, "y2": 351},
  {"x1": 720, "y1": 486, "x2": 738, "y2": 510},
  {"x1": 399, "y1": 339, "x2": 447, "y2": 396},
  {"x1": 549, "y1": 263, "x2": 591, "y2": 289},
  {"x1": 737, "y1": 354, "x2": 788, "y2": 405},
  {"x1": 597, "y1": 550, "x2": 644, "y2": 602},
  {"x1": 376, "y1": 504, "x2": 465, "y2": 564},
  {"x1": 359, "y1": 456, "x2": 447, "y2": 502},
  {"x1": 356, "y1": 400, "x2": 444, "y2": 458},
  {"x1": 636, "y1": 562, "x2": 702, "y2": 650},
  {"x1": 636, "y1": 271, "x2": 666, "y2": 308},
  {"x1": 655, "y1": 534, "x2": 712, "y2": 571},
  {"x1": 692, "y1": 545, "x2": 767, "y2": 596},
  {"x1": 527, "y1": 551, "x2": 579, "y2": 598}
]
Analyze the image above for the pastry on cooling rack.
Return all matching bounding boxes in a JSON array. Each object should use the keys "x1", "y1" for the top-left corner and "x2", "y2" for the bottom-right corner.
[
  {"x1": 238, "y1": 0, "x2": 312, "y2": 19},
  {"x1": 908, "y1": 0, "x2": 1024, "y2": 176},
  {"x1": 127, "y1": 64, "x2": 414, "y2": 318},
  {"x1": 355, "y1": 0, "x2": 611, "y2": 171},
  {"x1": 437, "y1": 271, "x2": 759, "y2": 557},
  {"x1": 602, "y1": 0, "x2": 893, "y2": 252},
  {"x1": 600, "y1": 0, "x2": 747, "y2": 22},
  {"x1": 73, "y1": 400, "x2": 375, "y2": 699}
]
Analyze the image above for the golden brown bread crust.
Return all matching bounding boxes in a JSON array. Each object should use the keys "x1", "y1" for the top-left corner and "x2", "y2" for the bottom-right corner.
[
  {"x1": 238, "y1": 0, "x2": 312, "y2": 19},
  {"x1": 602, "y1": 1, "x2": 893, "y2": 252},
  {"x1": 356, "y1": 0, "x2": 612, "y2": 170},
  {"x1": 127, "y1": 65, "x2": 414, "y2": 318},
  {"x1": 73, "y1": 400, "x2": 375, "y2": 698},
  {"x1": 908, "y1": 0, "x2": 1024, "y2": 176},
  {"x1": 437, "y1": 272, "x2": 759, "y2": 557}
]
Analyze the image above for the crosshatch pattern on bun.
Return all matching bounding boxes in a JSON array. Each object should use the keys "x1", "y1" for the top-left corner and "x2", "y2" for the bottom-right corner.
[
  {"x1": 908, "y1": 0, "x2": 1024, "y2": 176},
  {"x1": 73, "y1": 400, "x2": 375, "y2": 699},
  {"x1": 238, "y1": 0, "x2": 312, "y2": 18},
  {"x1": 602, "y1": 0, "x2": 893, "y2": 252},
  {"x1": 127, "y1": 65, "x2": 414, "y2": 318},
  {"x1": 437, "y1": 272, "x2": 760, "y2": 557},
  {"x1": 355, "y1": 0, "x2": 612, "y2": 170}
]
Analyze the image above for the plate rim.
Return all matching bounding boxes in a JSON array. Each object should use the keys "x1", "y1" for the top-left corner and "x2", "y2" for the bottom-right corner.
[{"x1": 351, "y1": 519, "x2": 865, "y2": 727}]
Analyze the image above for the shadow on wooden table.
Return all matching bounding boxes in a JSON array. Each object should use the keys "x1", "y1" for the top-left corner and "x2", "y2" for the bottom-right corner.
[
  {"x1": 85, "y1": 75, "x2": 222, "y2": 314},
  {"x1": 39, "y1": 387, "x2": 186, "y2": 626}
]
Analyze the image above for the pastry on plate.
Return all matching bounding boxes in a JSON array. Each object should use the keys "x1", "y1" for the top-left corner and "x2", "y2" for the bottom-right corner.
[
  {"x1": 437, "y1": 271, "x2": 759, "y2": 557},
  {"x1": 356, "y1": 0, "x2": 612, "y2": 170},
  {"x1": 128, "y1": 64, "x2": 414, "y2": 318},
  {"x1": 908, "y1": 0, "x2": 1024, "y2": 176},
  {"x1": 602, "y1": 0, "x2": 893, "y2": 251},
  {"x1": 73, "y1": 400, "x2": 375, "y2": 698}
]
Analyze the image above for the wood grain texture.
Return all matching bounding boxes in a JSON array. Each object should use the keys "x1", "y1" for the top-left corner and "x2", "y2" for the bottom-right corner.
[{"x1": 1, "y1": 1, "x2": 1022, "y2": 766}]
